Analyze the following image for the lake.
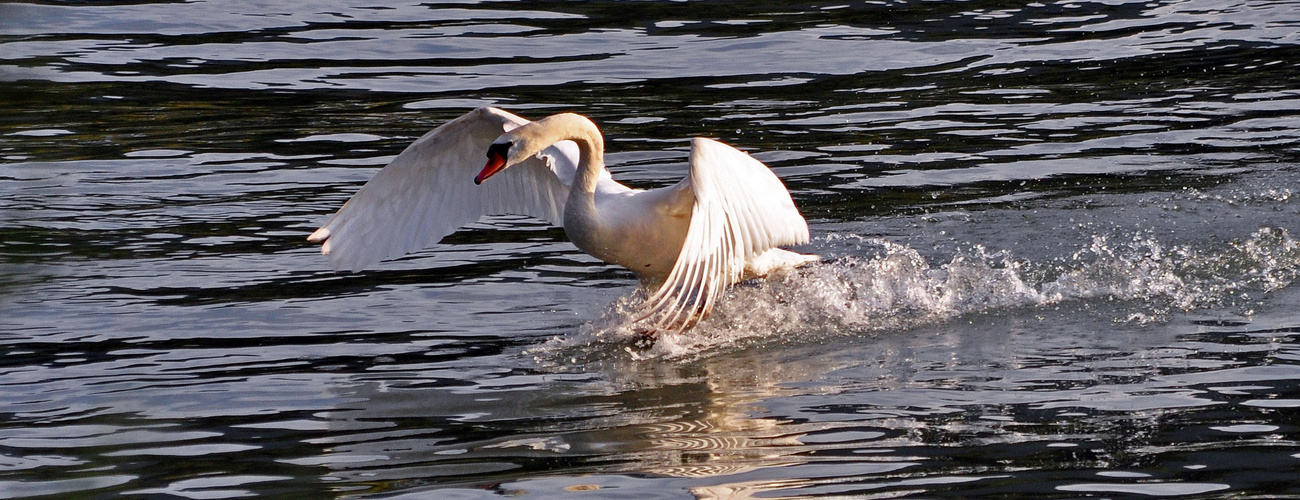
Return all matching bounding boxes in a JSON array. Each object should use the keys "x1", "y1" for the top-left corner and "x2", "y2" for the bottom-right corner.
[{"x1": 3, "y1": 0, "x2": 1300, "y2": 498}]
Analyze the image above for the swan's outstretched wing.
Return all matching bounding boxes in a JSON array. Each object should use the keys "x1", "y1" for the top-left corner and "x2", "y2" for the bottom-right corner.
[
  {"x1": 308, "y1": 107, "x2": 576, "y2": 272},
  {"x1": 639, "y1": 137, "x2": 810, "y2": 330}
]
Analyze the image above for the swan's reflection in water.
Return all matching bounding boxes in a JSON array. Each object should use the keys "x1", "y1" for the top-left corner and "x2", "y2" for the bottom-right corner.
[
  {"x1": 308, "y1": 337, "x2": 876, "y2": 491},
  {"x1": 305, "y1": 318, "x2": 1010, "y2": 491},
  {"x1": 609, "y1": 353, "x2": 834, "y2": 480}
]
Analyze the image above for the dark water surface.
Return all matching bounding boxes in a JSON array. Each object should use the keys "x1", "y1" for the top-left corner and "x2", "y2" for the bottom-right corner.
[{"x1": 4, "y1": 0, "x2": 1300, "y2": 498}]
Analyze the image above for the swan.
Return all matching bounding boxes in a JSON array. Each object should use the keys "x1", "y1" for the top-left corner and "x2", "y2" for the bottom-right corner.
[{"x1": 308, "y1": 107, "x2": 817, "y2": 331}]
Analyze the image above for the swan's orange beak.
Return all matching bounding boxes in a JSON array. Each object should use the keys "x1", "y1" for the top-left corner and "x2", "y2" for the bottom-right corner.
[
  {"x1": 475, "y1": 152, "x2": 506, "y2": 185},
  {"x1": 476, "y1": 142, "x2": 512, "y2": 185}
]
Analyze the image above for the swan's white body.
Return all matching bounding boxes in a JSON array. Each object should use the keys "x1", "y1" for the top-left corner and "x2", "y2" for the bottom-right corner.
[{"x1": 309, "y1": 107, "x2": 817, "y2": 330}]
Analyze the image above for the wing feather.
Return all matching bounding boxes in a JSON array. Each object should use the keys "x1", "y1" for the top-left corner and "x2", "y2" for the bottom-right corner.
[
  {"x1": 639, "y1": 137, "x2": 810, "y2": 330},
  {"x1": 308, "y1": 107, "x2": 576, "y2": 272}
]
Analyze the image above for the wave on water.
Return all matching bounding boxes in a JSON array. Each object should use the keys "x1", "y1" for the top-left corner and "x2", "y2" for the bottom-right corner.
[{"x1": 532, "y1": 226, "x2": 1300, "y2": 362}]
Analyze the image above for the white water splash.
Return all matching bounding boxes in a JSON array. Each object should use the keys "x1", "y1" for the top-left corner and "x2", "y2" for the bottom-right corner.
[{"x1": 532, "y1": 226, "x2": 1300, "y2": 362}]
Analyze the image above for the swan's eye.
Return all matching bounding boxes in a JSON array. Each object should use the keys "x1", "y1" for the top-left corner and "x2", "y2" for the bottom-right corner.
[{"x1": 486, "y1": 142, "x2": 512, "y2": 161}]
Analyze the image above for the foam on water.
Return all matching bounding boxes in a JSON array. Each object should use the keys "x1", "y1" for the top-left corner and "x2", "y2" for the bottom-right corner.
[{"x1": 532, "y1": 226, "x2": 1300, "y2": 362}]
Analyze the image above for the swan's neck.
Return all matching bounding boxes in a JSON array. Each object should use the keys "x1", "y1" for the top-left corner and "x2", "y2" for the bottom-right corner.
[
  {"x1": 572, "y1": 140, "x2": 605, "y2": 194},
  {"x1": 550, "y1": 115, "x2": 605, "y2": 194},
  {"x1": 528, "y1": 114, "x2": 613, "y2": 261}
]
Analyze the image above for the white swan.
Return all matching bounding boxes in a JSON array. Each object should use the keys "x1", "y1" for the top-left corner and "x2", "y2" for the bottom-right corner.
[{"x1": 308, "y1": 107, "x2": 817, "y2": 331}]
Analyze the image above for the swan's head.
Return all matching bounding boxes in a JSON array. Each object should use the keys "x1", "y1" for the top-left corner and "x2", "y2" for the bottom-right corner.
[
  {"x1": 475, "y1": 140, "x2": 515, "y2": 185},
  {"x1": 475, "y1": 129, "x2": 544, "y2": 185}
]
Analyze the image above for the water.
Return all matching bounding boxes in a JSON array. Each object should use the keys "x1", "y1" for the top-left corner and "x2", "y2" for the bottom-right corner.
[{"x1": 3, "y1": 0, "x2": 1300, "y2": 497}]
